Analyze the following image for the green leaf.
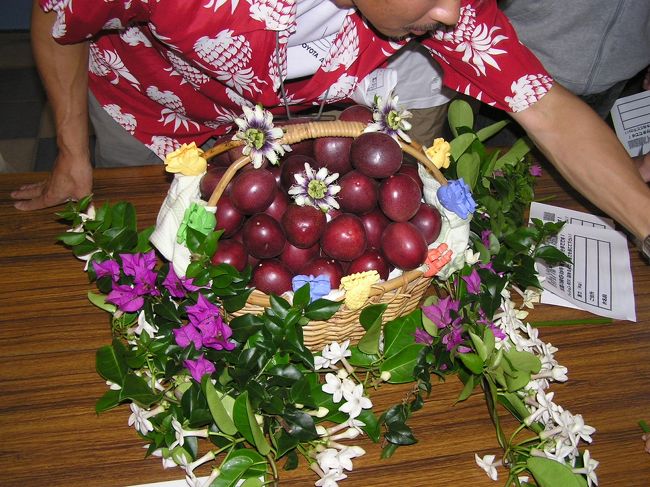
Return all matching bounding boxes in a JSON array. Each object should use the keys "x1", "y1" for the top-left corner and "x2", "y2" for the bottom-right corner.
[
  {"x1": 385, "y1": 421, "x2": 417, "y2": 445},
  {"x1": 535, "y1": 245, "x2": 572, "y2": 265},
  {"x1": 292, "y1": 283, "x2": 311, "y2": 309},
  {"x1": 57, "y1": 231, "x2": 87, "y2": 246},
  {"x1": 458, "y1": 352, "x2": 484, "y2": 375},
  {"x1": 457, "y1": 374, "x2": 477, "y2": 402},
  {"x1": 199, "y1": 230, "x2": 222, "y2": 259},
  {"x1": 357, "y1": 304, "x2": 387, "y2": 355},
  {"x1": 135, "y1": 226, "x2": 155, "y2": 253},
  {"x1": 96, "y1": 342, "x2": 128, "y2": 384},
  {"x1": 119, "y1": 374, "x2": 159, "y2": 406},
  {"x1": 380, "y1": 344, "x2": 425, "y2": 383},
  {"x1": 505, "y1": 349, "x2": 542, "y2": 373},
  {"x1": 448, "y1": 99, "x2": 474, "y2": 137},
  {"x1": 204, "y1": 380, "x2": 237, "y2": 436},
  {"x1": 282, "y1": 409, "x2": 319, "y2": 441},
  {"x1": 347, "y1": 346, "x2": 380, "y2": 367},
  {"x1": 274, "y1": 429, "x2": 299, "y2": 459},
  {"x1": 222, "y1": 288, "x2": 254, "y2": 313},
  {"x1": 233, "y1": 391, "x2": 271, "y2": 454},
  {"x1": 456, "y1": 151, "x2": 480, "y2": 190},
  {"x1": 476, "y1": 120, "x2": 509, "y2": 142},
  {"x1": 469, "y1": 332, "x2": 487, "y2": 361},
  {"x1": 449, "y1": 132, "x2": 477, "y2": 161},
  {"x1": 494, "y1": 137, "x2": 532, "y2": 169},
  {"x1": 383, "y1": 310, "x2": 420, "y2": 358},
  {"x1": 357, "y1": 409, "x2": 381, "y2": 443},
  {"x1": 87, "y1": 291, "x2": 117, "y2": 313},
  {"x1": 527, "y1": 457, "x2": 586, "y2": 487},
  {"x1": 229, "y1": 313, "x2": 265, "y2": 343},
  {"x1": 95, "y1": 388, "x2": 121, "y2": 413},
  {"x1": 211, "y1": 449, "x2": 266, "y2": 487},
  {"x1": 304, "y1": 298, "x2": 341, "y2": 321}
]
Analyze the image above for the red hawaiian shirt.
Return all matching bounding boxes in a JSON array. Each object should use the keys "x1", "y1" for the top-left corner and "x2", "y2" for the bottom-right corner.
[{"x1": 42, "y1": 0, "x2": 552, "y2": 158}]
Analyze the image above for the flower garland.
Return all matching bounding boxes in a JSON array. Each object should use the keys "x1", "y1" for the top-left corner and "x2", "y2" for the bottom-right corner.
[{"x1": 56, "y1": 98, "x2": 595, "y2": 487}]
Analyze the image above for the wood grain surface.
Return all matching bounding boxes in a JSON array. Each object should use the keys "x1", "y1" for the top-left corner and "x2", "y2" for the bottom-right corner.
[{"x1": 0, "y1": 165, "x2": 648, "y2": 486}]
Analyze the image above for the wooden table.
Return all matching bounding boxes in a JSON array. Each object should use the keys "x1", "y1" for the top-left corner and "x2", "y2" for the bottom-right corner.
[{"x1": 1, "y1": 166, "x2": 649, "y2": 486}]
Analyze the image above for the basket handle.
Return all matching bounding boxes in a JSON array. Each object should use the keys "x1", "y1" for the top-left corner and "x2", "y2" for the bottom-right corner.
[{"x1": 205, "y1": 120, "x2": 447, "y2": 207}]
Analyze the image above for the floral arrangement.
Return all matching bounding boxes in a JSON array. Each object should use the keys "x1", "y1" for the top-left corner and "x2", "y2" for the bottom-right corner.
[{"x1": 57, "y1": 98, "x2": 599, "y2": 487}]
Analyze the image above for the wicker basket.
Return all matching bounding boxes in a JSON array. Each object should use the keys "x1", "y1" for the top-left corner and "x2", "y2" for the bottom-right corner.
[{"x1": 203, "y1": 120, "x2": 447, "y2": 350}]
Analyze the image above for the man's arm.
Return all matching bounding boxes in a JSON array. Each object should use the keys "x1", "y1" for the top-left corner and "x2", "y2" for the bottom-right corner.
[
  {"x1": 511, "y1": 83, "x2": 650, "y2": 241},
  {"x1": 11, "y1": 1, "x2": 92, "y2": 211}
]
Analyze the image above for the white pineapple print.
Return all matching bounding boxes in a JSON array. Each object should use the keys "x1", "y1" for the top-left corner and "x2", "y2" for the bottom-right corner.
[
  {"x1": 434, "y1": 5, "x2": 507, "y2": 77},
  {"x1": 206, "y1": 103, "x2": 240, "y2": 128},
  {"x1": 505, "y1": 74, "x2": 553, "y2": 112},
  {"x1": 204, "y1": 0, "x2": 240, "y2": 14},
  {"x1": 146, "y1": 86, "x2": 201, "y2": 132},
  {"x1": 225, "y1": 87, "x2": 254, "y2": 108},
  {"x1": 103, "y1": 104, "x2": 137, "y2": 134},
  {"x1": 42, "y1": 0, "x2": 72, "y2": 38},
  {"x1": 268, "y1": 30, "x2": 289, "y2": 91},
  {"x1": 147, "y1": 136, "x2": 180, "y2": 160},
  {"x1": 194, "y1": 30, "x2": 266, "y2": 95},
  {"x1": 165, "y1": 51, "x2": 210, "y2": 87},
  {"x1": 321, "y1": 17, "x2": 359, "y2": 72},
  {"x1": 247, "y1": 0, "x2": 296, "y2": 31},
  {"x1": 102, "y1": 18, "x2": 124, "y2": 31},
  {"x1": 319, "y1": 74, "x2": 357, "y2": 103},
  {"x1": 120, "y1": 26, "x2": 153, "y2": 47},
  {"x1": 88, "y1": 43, "x2": 141, "y2": 90}
]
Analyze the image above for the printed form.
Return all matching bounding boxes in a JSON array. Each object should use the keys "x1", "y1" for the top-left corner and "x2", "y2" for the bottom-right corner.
[
  {"x1": 529, "y1": 202, "x2": 636, "y2": 322},
  {"x1": 611, "y1": 90, "x2": 650, "y2": 157}
]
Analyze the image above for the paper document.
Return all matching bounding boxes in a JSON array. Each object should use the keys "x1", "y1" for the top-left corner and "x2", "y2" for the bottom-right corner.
[
  {"x1": 611, "y1": 90, "x2": 650, "y2": 157},
  {"x1": 529, "y1": 202, "x2": 636, "y2": 322}
]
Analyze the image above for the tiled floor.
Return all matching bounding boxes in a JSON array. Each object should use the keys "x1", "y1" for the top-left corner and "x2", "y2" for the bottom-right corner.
[{"x1": 0, "y1": 31, "x2": 60, "y2": 173}]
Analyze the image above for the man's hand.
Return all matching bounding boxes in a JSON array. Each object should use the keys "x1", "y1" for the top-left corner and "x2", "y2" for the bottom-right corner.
[{"x1": 11, "y1": 153, "x2": 93, "y2": 211}]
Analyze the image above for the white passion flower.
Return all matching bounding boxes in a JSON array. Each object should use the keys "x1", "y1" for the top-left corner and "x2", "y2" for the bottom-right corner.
[
  {"x1": 232, "y1": 105, "x2": 289, "y2": 168},
  {"x1": 288, "y1": 163, "x2": 341, "y2": 212},
  {"x1": 364, "y1": 92, "x2": 413, "y2": 143}
]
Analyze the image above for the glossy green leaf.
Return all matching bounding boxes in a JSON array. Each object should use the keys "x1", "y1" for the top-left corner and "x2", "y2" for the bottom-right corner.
[
  {"x1": 494, "y1": 137, "x2": 532, "y2": 169},
  {"x1": 221, "y1": 288, "x2": 254, "y2": 313},
  {"x1": 505, "y1": 349, "x2": 542, "y2": 373},
  {"x1": 292, "y1": 283, "x2": 311, "y2": 309},
  {"x1": 229, "y1": 313, "x2": 265, "y2": 343},
  {"x1": 457, "y1": 373, "x2": 477, "y2": 402},
  {"x1": 469, "y1": 331, "x2": 487, "y2": 361},
  {"x1": 535, "y1": 245, "x2": 572, "y2": 265},
  {"x1": 119, "y1": 374, "x2": 159, "y2": 406},
  {"x1": 527, "y1": 457, "x2": 586, "y2": 487},
  {"x1": 95, "y1": 388, "x2": 121, "y2": 413},
  {"x1": 96, "y1": 342, "x2": 128, "y2": 384},
  {"x1": 385, "y1": 421, "x2": 417, "y2": 445},
  {"x1": 282, "y1": 409, "x2": 319, "y2": 441},
  {"x1": 87, "y1": 291, "x2": 117, "y2": 313},
  {"x1": 233, "y1": 391, "x2": 271, "y2": 454},
  {"x1": 347, "y1": 346, "x2": 380, "y2": 367},
  {"x1": 304, "y1": 299, "x2": 341, "y2": 321},
  {"x1": 211, "y1": 449, "x2": 266, "y2": 487},
  {"x1": 204, "y1": 380, "x2": 237, "y2": 435},
  {"x1": 383, "y1": 310, "x2": 420, "y2": 358},
  {"x1": 450, "y1": 132, "x2": 477, "y2": 161},
  {"x1": 380, "y1": 344, "x2": 425, "y2": 383},
  {"x1": 357, "y1": 304, "x2": 387, "y2": 355},
  {"x1": 459, "y1": 352, "x2": 484, "y2": 375},
  {"x1": 476, "y1": 120, "x2": 509, "y2": 142},
  {"x1": 448, "y1": 99, "x2": 474, "y2": 137},
  {"x1": 57, "y1": 231, "x2": 87, "y2": 246},
  {"x1": 457, "y1": 151, "x2": 480, "y2": 190}
]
